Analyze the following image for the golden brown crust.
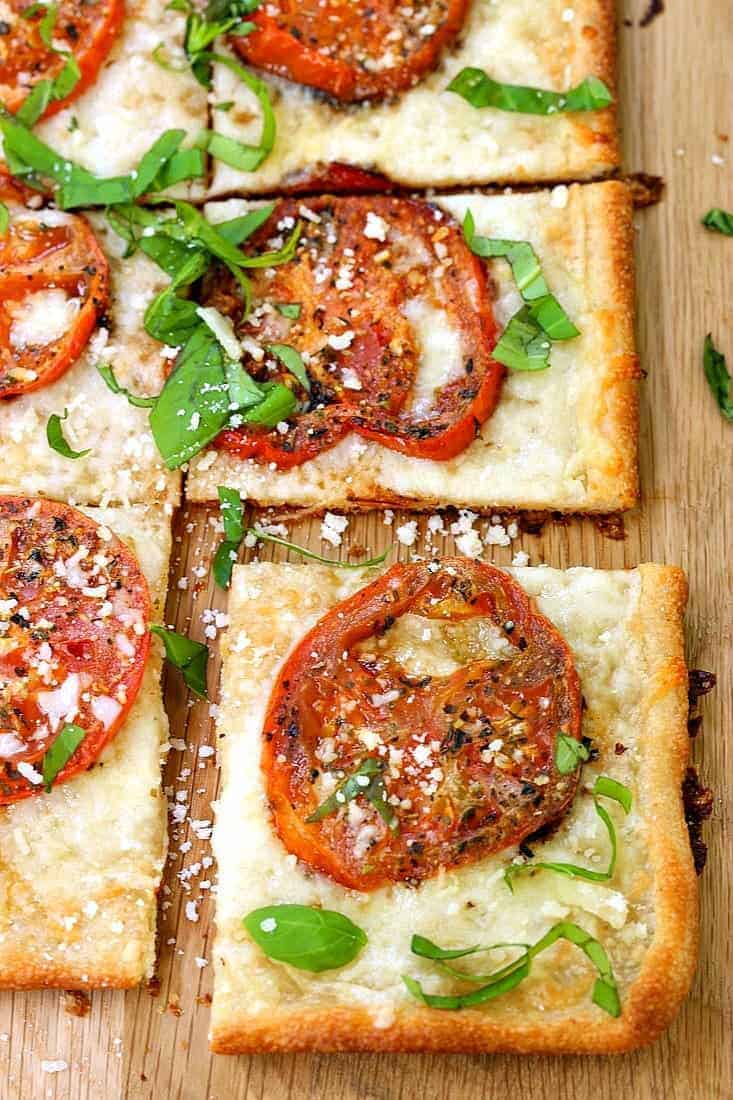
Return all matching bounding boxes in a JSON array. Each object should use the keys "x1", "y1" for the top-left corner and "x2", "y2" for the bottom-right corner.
[{"x1": 210, "y1": 563, "x2": 696, "y2": 1054}]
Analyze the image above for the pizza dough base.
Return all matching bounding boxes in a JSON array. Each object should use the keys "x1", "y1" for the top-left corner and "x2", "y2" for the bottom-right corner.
[
  {"x1": 0, "y1": 214, "x2": 180, "y2": 511},
  {"x1": 209, "y1": 560, "x2": 695, "y2": 1053},
  {"x1": 208, "y1": 0, "x2": 618, "y2": 195},
  {"x1": 188, "y1": 182, "x2": 638, "y2": 514},
  {"x1": 0, "y1": 505, "x2": 171, "y2": 989}
]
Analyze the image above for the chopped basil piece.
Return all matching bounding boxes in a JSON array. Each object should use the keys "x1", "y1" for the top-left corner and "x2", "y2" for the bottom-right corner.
[
  {"x1": 555, "y1": 732, "x2": 590, "y2": 774},
  {"x1": 240, "y1": 382, "x2": 297, "y2": 426},
  {"x1": 243, "y1": 904, "x2": 367, "y2": 972},
  {"x1": 702, "y1": 208, "x2": 733, "y2": 236},
  {"x1": 404, "y1": 920, "x2": 620, "y2": 1015},
  {"x1": 448, "y1": 70, "x2": 613, "y2": 115},
  {"x1": 172, "y1": 0, "x2": 260, "y2": 87},
  {"x1": 199, "y1": 129, "x2": 268, "y2": 173},
  {"x1": 213, "y1": 485, "x2": 247, "y2": 588},
  {"x1": 492, "y1": 308, "x2": 552, "y2": 372},
  {"x1": 42, "y1": 723, "x2": 85, "y2": 792},
  {"x1": 46, "y1": 409, "x2": 91, "y2": 459},
  {"x1": 96, "y1": 363, "x2": 156, "y2": 408},
  {"x1": 0, "y1": 202, "x2": 8, "y2": 236},
  {"x1": 703, "y1": 334, "x2": 733, "y2": 421},
  {"x1": 275, "y1": 302, "x2": 301, "y2": 319},
  {"x1": 150, "y1": 625, "x2": 209, "y2": 698},
  {"x1": 306, "y1": 757, "x2": 398, "y2": 832},
  {"x1": 504, "y1": 774, "x2": 632, "y2": 891},
  {"x1": 267, "y1": 342, "x2": 310, "y2": 392},
  {"x1": 15, "y1": 54, "x2": 80, "y2": 127},
  {"x1": 201, "y1": 52, "x2": 275, "y2": 169},
  {"x1": 248, "y1": 526, "x2": 391, "y2": 569},
  {"x1": 215, "y1": 100, "x2": 234, "y2": 112},
  {"x1": 152, "y1": 43, "x2": 188, "y2": 72}
]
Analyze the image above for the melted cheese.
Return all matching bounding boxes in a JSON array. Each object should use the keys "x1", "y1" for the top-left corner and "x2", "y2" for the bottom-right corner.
[
  {"x1": 8, "y1": 290, "x2": 81, "y2": 351},
  {"x1": 401, "y1": 298, "x2": 466, "y2": 419},
  {"x1": 189, "y1": 183, "x2": 636, "y2": 513},
  {"x1": 0, "y1": 214, "x2": 180, "y2": 510},
  {"x1": 36, "y1": 0, "x2": 207, "y2": 193},
  {"x1": 208, "y1": 0, "x2": 617, "y2": 196},
  {"x1": 0, "y1": 506, "x2": 171, "y2": 988},
  {"x1": 211, "y1": 563, "x2": 655, "y2": 1040}
]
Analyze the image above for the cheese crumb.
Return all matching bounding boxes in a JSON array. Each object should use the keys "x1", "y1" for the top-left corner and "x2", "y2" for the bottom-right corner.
[
  {"x1": 396, "y1": 520, "x2": 418, "y2": 546},
  {"x1": 321, "y1": 512, "x2": 349, "y2": 547}
]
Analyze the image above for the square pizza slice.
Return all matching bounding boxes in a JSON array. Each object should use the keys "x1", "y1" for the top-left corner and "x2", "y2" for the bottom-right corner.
[
  {"x1": 187, "y1": 181, "x2": 638, "y2": 515},
  {"x1": 0, "y1": 193, "x2": 180, "y2": 509},
  {"x1": 210, "y1": 557, "x2": 697, "y2": 1053},
  {"x1": 207, "y1": 0, "x2": 618, "y2": 196},
  {"x1": 0, "y1": 498, "x2": 171, "y2": 989}
]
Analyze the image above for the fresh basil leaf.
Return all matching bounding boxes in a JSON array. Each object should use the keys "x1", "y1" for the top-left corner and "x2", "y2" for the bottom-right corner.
[
  {"x1": 149, "y1": 328, "x2": 231, "y2": 468},
  {"x1": 275, "y1": 302, "x2": 301, "y2": 320},
  {"x1": 132, "y1": 129, "x2": 189, "y2": 198},
  {"x1": 150, "y1": 624, "x2": 209, "y2": 698},
  {"x1": 702, "y1": 208, "x2": 733, "y2": 236},
  {"x1": 306, "y1": 758, "x2": 398, "y2": 833},
  {"x1": 448, "y1": 70, "x2": 613, "y2": 114},
  {"x1": 150, "y1": 146, "x2": 206, "y2": 192},
  {"x1": 215, "y1": 100, "x2": 234, "y2": 112},
  {"x1": 703, "y1": 333, "x2": 733, "y2": 421},
  {"x1": 555, "y1": 732, "x2": 590, "y2": 775},
  {"x1": 267, "y1": 342, "x2": 310, "y2": 393},
  {"x1": 404, "y1": 920, "x2": 620, "y2": 1015},
  {"x1": 526, "y1": 294, "x2": 579, "y2": 340},
  {"x1": 234, "y1": 220, "x2": 301, "y2": 269},
  {"x1": 248, "y1": 527, "x2": 391, "y2": 569},
  {"x1": 213, "y1": 539, "x2": 239, "y2": 588},
  {"x1": 15, "y1": 53, "x2": 80, "y2": 126},
  {"x1": 224, "y1": 359, "x2": 265, "y2": 408},
  {"x1": 492, "y1": 308, "x2": 552, "y2": 372},
  {"x1": 200, "y1": 130, "x2": 267, "y2": 173},
  {"x1": 243, "y1": 904, "x2": 367, "y2": 972},
  {"x1": 96, "y1": 363, "x2": 157, "y2": 408},
  {"x1": 0, "y1": 202, "x2": 8, "y2": 236},
  {"x1": 144, "y1": 288, "x2": 201, "y2": 346},
  {"x1": 504, "y1": 774, "x2": 632, "y2": 891},
  {"x1": 240, "y1": 382, "x2": 297, "y2": 426},
  {"x1": 42, "y1": 723, "x2": 85, "y2": 792},
  {"x1": 215, "y1": 202, "x2": 275, "y2": 245},
  {"x1": 140, "y1": 234, "x2": 207, "y2": 281},
  {"x1": 46, "y1": 409, "x2": 91, "y2": 459}
]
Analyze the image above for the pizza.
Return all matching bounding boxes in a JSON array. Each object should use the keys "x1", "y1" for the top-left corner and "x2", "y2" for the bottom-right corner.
[
  {"x1": 209, "y1": 559, "x2": 696, "y2": 1053},
  {"x1": 208, "y1": 0, "x2": 618, "y2": 196},
  {"x1": 0, "y1": 193, "x2": 180, "y2": 509},
  {"x1": 0, "y1": 499, "x2": 169, "y2": 988},
  {"x1": 188, "y1": 181, "x2": 638, "y2": 514}
]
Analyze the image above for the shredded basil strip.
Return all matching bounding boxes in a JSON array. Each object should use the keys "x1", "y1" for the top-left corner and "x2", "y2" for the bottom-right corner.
[
  {"x1": 504, "y1": 775, "x2": 632, "y2": 891},
  {"x1": 152, "y1": 43, "x2": 188, "y2": 72},
  {"x1": 46, "y1": 409, "x2": 91, "y2": 459},
  {"x1": 96, "y1": 363, "x2": 156, "y2": 408},
  {"x1": 703, "y1": 334, "x2": 733, "y2": 421},
  {"x1": 306, "y1": 757, "x2": 399, "y2": 833},
  {"x1": 267, "y1": 342, "x2": 310, "y2": 392},
  {"x1": 213, "y1": 485, "x2": 246, "y2": 588},
  {"x1": 14, "y1": 4, "x2": 81, "y2": 125},
  {"x1": 0, "y1": 202, "x2": 8, "y2": 236},
  {"x1": 195, "y1": 51, "x2": 275, "y2": 173},
  {"x1": 448, "y1": 70, "x2": 613, "y2": 115},
  {"x1": 404, "y1": 919, "x2": 620, "y2": 1015},
  {"x1": 0, "y1": 119, "x2": 205, "y2": 209},
  {"x1": 170, "y1": 0, "x2": 260, "y2": 87},
  {"x1": 555, "y1": 732, "x2": 590, "y2": 775},
  {"x1": 42, "y1": 723, "x2": 85, "y2": 792},
  {"x1": 492, "y1": 309, "x2": 553, "y2": 371},
  {"x1": 702, "y1": 208, "x2": 733, "y2": 236},
  {"x1": 243, "y1": 904, "x2": 367, "y2": 972},
  {"x1": 248, "y1": 526, "x2": 392, "y2": 569},
  {"x1": 150, "y1": 625, "x2": 209, "y2": 698}
]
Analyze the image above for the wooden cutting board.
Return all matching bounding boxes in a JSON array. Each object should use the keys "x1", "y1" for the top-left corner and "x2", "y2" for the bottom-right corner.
[{"x1": 1, "y1": 1, "x2": 730, "y2": 1096}]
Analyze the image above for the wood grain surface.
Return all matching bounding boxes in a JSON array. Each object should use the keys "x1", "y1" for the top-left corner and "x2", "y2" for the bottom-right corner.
[{"x1": 1, "y1": 0, "x2": 731, "y2": 1096}]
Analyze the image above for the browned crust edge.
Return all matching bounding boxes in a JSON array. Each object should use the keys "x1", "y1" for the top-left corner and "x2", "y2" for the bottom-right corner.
[{"x1": 210, "y1": 564, "x2": 697, "y2": 1054}]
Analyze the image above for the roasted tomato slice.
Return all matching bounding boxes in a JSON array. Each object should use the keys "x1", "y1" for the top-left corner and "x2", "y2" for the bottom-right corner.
[
  {"x1": 233, "y1": 0, "x2": 470, "y2": 102},
  {"x1": 0, "y1": 497, "x2": 151, "y2": 804},
  {"x1": 205, "y1": 195, "x2": 503, "y2": 468},
  {"x1": 262, "y1": 559, "x2": 583, "y2": 891},
  {"x1": 0, "y1": 0, "x2": 124, "y2": 120},
  {"x1": 0, "y1": 201, "x2": 109, "y2": 398}
]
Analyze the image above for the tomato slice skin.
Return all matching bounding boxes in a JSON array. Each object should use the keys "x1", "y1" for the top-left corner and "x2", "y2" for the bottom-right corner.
[
  {"x1": 262, "y1": 559, "x2": 583, "y2": 891},
  {"x1": 0, "y1": 202, "x2": 109, "y2": 398},
  {"x1": 281, "y1": 163, "x2": 392, "y2": 196},
  {"x1": 0, "y1": 0, "x2": 124, "y2": 121},
  {"x1": 233, "y1": 0, "x2": 471, "y2": 103},
  {"x1": 206, "y1": 195, "x2": 503, "y2": 468},
  {"x1": 0, "y1": 497, "x2": 151, "y2": 804}
]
